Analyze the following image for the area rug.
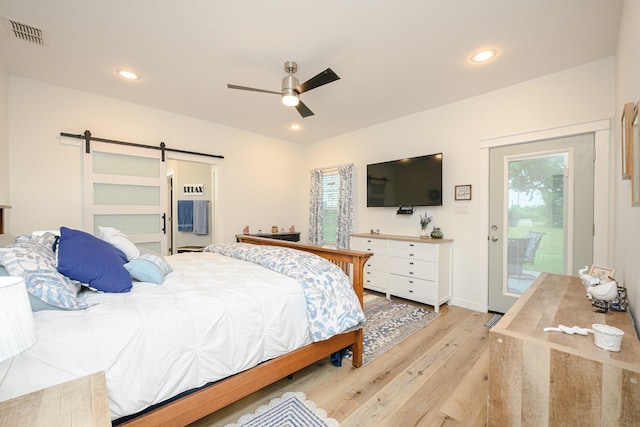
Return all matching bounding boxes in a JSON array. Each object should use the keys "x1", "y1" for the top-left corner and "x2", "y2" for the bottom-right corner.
[
  {"x1": 484, "y1": 313, "x2": 503, "y2": 327},
  {"x1": 224, "y1": 391, "x2": 338, "y2": 427},
  {"x1": 347, "y1": 293, "x2": 440, "y2": 365}
]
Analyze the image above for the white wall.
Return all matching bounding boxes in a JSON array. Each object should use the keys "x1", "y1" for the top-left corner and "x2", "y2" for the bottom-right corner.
[
  {"x1": 615, "y1": 0, "x2": 640, "y2": 325},
  {"x1": 306, "y1": 58, "x2": 615, "y2": 312},
  {"x1": 6, "y1": 77, "x2": 307, "y2": 243},
  {"x1": 0, "y1": 64, "x2": 9, "y2": 205},
  {"x1": 4, "y1": 57, "x2": 620, "y2": 315}
]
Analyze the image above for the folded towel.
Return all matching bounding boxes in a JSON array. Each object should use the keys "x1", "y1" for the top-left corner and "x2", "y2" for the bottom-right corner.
[
  {"x1": 193, "y1": 200, "x2": 208, "y2": 235},
  {"x1": 177, "y1": 200, "x2": 193, "y2": 231}
]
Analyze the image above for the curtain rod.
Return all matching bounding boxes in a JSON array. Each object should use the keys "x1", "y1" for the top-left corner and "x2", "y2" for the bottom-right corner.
[
  {"x1": 313, "y1": 161, "x2": 353, "y2": 172},
  {"x1": 60, "y1": 130, "x2": 224, "y2": 160}
]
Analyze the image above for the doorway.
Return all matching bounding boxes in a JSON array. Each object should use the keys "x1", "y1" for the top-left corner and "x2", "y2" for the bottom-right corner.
[
  {"x1": 488, "y1": 134, "x2": 595, "y2": 313},
  {"x1": 166, "y1": 157, "x2": 220, "y2": 254}
]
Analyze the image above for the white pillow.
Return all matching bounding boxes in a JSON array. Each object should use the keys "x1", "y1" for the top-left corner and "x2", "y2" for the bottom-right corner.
[{"x1": 98, "y1": 226, "x2": 140, "y2": 260}]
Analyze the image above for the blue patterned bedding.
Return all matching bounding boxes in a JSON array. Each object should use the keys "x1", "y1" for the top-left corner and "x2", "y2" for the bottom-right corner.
[{"x1": 205, "y1": 243, "x2": 366, "y2": 342}]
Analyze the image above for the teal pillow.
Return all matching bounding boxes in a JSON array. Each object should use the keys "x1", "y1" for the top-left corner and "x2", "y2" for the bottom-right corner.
[
  {"x1": 138, "y1": 248, "x2": 173, "y2": 275},
  {"x1": 124, "y1": 258, "x2": 164, "y2": 284}
]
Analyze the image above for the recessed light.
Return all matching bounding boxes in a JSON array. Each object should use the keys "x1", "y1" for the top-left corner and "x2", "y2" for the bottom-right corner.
[
  {"x1": 116, "y1": 69, "x2": 139, "y2": 80},
  {"x1": 471, "y1": 49, "x2": 497, "y2": 63},
  {"x1": 289, "y1": 123, "x2": 302, "y2": 130}
]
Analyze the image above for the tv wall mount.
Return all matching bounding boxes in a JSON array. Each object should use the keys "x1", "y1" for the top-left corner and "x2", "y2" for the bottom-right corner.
[{"x1": 396, "y1": 206, "x2": 415, "y2": 215}]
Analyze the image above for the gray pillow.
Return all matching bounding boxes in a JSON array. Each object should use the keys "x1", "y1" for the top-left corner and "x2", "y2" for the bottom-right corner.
[{"x1": 0, "y1": 234, "x2": 82, "y2": 311}]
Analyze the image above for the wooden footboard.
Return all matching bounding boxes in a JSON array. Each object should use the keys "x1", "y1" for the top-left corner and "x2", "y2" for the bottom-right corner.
[{"x1": 119, "y1": 236, "x2": 372, "y2": 427}]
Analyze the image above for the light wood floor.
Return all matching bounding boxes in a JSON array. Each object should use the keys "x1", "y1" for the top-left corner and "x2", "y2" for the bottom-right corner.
[{"x1": 189, "y1": 301, "x2": 492, "y2": 427}]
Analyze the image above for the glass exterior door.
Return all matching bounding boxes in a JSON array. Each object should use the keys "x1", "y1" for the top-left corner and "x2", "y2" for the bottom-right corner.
[
  {"x1": 488, "y1": 134, "x2": 594, "y2": 313},
  {"x1": 505, "y1": 152, "x2": 567, "y2": 294}
]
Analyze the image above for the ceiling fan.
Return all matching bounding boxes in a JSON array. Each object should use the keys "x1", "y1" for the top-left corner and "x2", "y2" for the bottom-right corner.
[{"x1": 227, "y1": 61, "x2": 340, "y2": 118}]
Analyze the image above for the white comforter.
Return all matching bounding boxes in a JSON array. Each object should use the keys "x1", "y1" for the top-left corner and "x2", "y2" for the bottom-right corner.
[{"x1": 0, "y1": 252, "x2": 312, "y2": 419}]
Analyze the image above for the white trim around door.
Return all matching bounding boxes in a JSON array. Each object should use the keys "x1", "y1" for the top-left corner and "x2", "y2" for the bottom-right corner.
[{"x1": 476, "y1": 119, "x2": 611, "y2": 313}]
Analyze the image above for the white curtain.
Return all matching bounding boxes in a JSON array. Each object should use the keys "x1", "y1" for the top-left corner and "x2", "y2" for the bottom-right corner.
[
  {"x1": 308, "y1": 169, "x2": 324, "y2": 246},
  {"x1": 336, "y1": 164, "x2": 353, "y2": 249}
]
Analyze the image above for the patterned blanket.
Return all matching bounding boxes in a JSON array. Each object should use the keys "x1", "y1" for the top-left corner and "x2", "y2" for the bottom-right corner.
[{"x1": 205, "y1": 243, "x2": 365, "y2": 342}]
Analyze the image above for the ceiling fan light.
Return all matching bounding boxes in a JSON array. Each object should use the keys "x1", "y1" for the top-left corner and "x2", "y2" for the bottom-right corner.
[{"x1": 282, "y1": 90, "x2": 299, "y2": 107}]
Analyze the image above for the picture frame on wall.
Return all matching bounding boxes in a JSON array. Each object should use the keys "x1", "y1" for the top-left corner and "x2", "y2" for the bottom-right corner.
[
  {"x1": 632, "y1": 101, "x2": 640, "y2": 207},
  {"x1": 455, "y1": 184, "x2": 472, "y2": 201},
  {"x1": 621, "y1": 102, "x2": 635, "y2": 180}
]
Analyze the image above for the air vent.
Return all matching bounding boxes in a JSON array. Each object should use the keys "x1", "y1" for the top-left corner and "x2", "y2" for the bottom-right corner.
[{"x1": 2, "y1": 17, "x2": 45, "y2": 45}]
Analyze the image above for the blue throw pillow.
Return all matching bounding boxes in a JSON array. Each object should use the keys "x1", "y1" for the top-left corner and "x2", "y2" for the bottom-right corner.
[
  {"x1": 57, "y1": 227, "x2": 132, "y2": 293},
  {"x1": 124, "y1": 258, "x2": 164, "y2": 284}
]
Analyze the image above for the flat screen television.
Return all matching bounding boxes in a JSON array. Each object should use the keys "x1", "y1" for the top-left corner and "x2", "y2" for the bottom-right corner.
[{"x1": 367, "y1": 153, "x2": 443, "y2": 207}]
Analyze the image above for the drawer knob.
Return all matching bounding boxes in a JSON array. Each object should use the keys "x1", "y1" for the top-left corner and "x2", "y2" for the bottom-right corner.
[
  {"x1": 409, "y1": 280, "x2": 414, "y2": 284},
  {"x1": 409, "y1": 290, "x2": 414, "y2": 293},
  {"x1": 409, "y1": 243, "x2": 414, "y2": 247},
  {"x1": 409, "y1": 262, "x2": 414, "y2": 265},
  {"x1": 409, "y1": 271, "x2": 414, "y2": 275},
  {"x1": 409, "y1": 253, "x2": 414, "y2": 257}
]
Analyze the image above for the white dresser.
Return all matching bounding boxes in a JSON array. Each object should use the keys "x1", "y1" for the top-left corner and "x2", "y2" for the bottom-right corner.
[{"x1": 350, "y1": 233, "x2": 452, "y2": 312}]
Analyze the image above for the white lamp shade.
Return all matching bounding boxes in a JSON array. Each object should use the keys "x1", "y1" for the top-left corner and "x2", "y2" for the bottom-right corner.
[{"x1": 0, "y1": 276, "x2": 37, "y2": 362}]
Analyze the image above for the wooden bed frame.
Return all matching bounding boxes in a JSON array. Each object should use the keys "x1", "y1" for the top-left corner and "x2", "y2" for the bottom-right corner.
[{"x1": 119, "y1": 236, "x2": 372, "y2": 426}]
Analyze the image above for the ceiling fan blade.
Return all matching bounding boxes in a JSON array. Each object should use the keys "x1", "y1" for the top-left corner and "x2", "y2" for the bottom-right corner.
[
  {"x1": 227, "y1": 84, "x2": 281, "y2": 95},
  {"x1": 295, "y1": 68, "x2": 340, "y2": 94},
  {"x1": 295, "y1": 100, "x2": 314, "y2": 118}
]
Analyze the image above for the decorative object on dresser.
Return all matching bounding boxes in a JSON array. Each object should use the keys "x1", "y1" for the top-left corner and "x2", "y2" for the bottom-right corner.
[
  {"x1": 430, "y1": 227, "x2": 443, "y2": 239},
  {"x1": 419, "y1": 212, "x2": 432, "y2": 238},
  {"x1": 488, "y1": 273, "x2": 640, "y2": 425},
  {"x1": 350, "y1": 233, "x2": 452, "y2": 312}
]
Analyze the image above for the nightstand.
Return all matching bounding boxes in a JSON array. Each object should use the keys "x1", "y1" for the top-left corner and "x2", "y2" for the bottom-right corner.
[{"x1": 0, "y1": 371, "x2": 110, "y2": 426}]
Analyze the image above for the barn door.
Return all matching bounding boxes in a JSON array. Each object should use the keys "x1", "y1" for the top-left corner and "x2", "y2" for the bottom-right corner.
[{"x1": 83, "y1": 141, "x2": 167, "y2": 254}]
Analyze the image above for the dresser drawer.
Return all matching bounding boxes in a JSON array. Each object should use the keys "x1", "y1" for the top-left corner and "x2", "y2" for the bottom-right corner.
[
  {"x1": 365, "y1": 254, "x2": 388, "y2": 271},
  {"x1": 389, "y1": 257, "x2": 435, "y2": 280},
  {"x1": 364, "y1": 268, "x2": 387, "y2": 292},
  {"x1": 351, "y1": 237, "x2": 389, "y2": 255},
  {"x1": 389, "y1": 275, "x2": 435, "y2": 304},
  {"x1": 389, "y1": 240, "x2": 435, "y2": 261}
]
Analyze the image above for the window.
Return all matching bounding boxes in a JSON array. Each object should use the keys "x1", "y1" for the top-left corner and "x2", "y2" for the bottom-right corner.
[{"x1": 322, "y1": 171, "x2": 340, "y2": 244}]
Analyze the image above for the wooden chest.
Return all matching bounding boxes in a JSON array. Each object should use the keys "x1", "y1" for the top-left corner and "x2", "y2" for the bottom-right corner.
[{"x1": 488, "y1": 273, "x2": 640, "y2": 426}]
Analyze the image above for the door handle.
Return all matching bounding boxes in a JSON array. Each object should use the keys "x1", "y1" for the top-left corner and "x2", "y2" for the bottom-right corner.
[{"x1": 491, "y1": 236, "x2": 499, "y2": 242}]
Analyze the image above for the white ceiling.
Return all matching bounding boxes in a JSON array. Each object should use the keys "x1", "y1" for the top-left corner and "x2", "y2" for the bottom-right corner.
[{"x1": 0, "y1": 0, "x2": 623, "y2": 144}]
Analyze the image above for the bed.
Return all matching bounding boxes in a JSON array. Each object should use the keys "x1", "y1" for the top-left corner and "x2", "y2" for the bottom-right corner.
[{"x1": 0, "y1": 231, "x2": 372, "y2": 426}]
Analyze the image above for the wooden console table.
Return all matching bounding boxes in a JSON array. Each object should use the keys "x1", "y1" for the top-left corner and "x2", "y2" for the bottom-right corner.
[
  {"x1": 488, "y1": 273, "x2": 640, "y2": 426},
  {"x1": 0, "y1": 371, "x2": 110, "y2": 426}
]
